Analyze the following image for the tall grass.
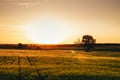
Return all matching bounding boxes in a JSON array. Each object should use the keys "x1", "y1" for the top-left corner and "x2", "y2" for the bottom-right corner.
[{"x1": 0, "y1": 49, "x2": 120, "y2": 80}]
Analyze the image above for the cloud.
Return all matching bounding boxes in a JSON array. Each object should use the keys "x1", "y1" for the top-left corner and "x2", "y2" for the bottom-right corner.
[{"x1": 18, "y1": 2, "x2": 40, "y2": 6}]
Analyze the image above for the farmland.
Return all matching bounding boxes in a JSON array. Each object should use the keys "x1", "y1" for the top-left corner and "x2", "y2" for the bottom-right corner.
[{"x1": 0, "y1": 49, "x2": 120, "y2": 80}]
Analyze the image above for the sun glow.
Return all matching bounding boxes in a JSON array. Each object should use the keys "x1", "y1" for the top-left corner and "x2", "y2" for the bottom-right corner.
[{"x1": 23, "y1": 18, "x2": 72, "y2": 44}]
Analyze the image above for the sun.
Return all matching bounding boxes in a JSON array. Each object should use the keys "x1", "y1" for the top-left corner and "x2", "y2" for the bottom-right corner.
[{"x1": 23, "y1": 18, "x2": 71, "y2": 44}]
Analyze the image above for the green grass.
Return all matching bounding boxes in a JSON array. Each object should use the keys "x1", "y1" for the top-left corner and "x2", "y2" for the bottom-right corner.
[{"x1": 0, "y1": 49, "x2": 120, "y2": 80}]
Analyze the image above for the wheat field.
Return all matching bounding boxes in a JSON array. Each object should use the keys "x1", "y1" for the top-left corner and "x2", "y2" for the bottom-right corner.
[{"x1": 0, "y1": 49, "x2": 120, "y2": 80}]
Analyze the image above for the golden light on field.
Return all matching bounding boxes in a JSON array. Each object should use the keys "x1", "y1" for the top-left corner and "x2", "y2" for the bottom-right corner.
[{"x1": 23, "y1": 17, "x2": 72, "y2": 44}]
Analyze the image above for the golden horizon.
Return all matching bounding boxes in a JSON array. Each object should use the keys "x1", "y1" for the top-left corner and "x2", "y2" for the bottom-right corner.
[{"x1": 0, "y1": 0, "x2": 120, "y2": 44}]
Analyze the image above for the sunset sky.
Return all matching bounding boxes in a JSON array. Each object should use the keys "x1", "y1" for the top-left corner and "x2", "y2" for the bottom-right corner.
[{"x1": 0, "y1": 0, "x2": 120, "y2": 44}]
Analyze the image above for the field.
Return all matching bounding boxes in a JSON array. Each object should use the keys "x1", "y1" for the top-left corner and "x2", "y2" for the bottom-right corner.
[{"x1": 0, "y1": 49, "x2": 120, "y2": 80}]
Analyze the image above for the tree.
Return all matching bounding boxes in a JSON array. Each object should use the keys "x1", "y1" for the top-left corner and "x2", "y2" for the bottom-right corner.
[
  {"x1": 18, "y1": 43, "x2": 23, "y2": 49},
  {"x1": 82, "y1": 35, "x2": 96, "y2": 52}
]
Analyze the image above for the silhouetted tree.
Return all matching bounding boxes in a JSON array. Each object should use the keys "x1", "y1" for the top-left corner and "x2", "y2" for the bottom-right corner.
[
  {"x1": 82, "y1": 35, "x2": 96, "y2": 52},
  {"x1": 18, "y1": 43, "x2": 23, "y2": 49}
]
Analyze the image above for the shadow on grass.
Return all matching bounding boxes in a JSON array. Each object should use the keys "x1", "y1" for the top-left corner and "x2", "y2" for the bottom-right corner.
[
  {"x1": 0, "y1": 73, "x2": 120, "y2": 80},
  {"x1": 57, "y1": 74, "x2": 120, "y2": 80}
]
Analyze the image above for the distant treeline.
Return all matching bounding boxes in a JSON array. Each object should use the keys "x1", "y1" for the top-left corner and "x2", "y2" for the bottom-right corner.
[
  {"x1": 95, "y1": 43, "x2": 120, "y2": 46},
  {"x1": 0, "y1": 44, "x2": 79, "y2": 50},
  {"x1": 0, "y1": 43, "x2": 120, "y2": 51}
]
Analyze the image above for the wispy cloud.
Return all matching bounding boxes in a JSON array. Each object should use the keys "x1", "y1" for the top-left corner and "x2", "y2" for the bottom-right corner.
[
  {"x1": 18, "y1": 2, "x2": 40, "y2": 6},
  {"x1": 0, "y1": 0, "x2": 41, "y2": 6}
]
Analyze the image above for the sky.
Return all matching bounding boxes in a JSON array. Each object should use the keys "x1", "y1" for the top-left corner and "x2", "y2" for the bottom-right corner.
[{"x1": 0, "y1": 0, "x2": 120, "y2": 44}]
